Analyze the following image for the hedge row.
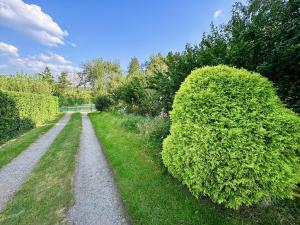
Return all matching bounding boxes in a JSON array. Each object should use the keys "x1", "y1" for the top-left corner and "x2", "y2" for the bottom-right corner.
[
  {"x1": 0, "y1": 90, "x2": 58, "y2": 144},
  {"x1": 58, "y1": 96, "x2": 90, "y2": 107}
]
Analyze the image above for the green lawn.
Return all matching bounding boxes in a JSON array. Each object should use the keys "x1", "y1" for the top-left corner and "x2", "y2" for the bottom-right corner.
[
  {"x1": 89, "y1": 112, "x2": 299, "y2": 225},
  {"x1": 0, "y1": 113, "x2": 64, "y2": 170},
  {"x1": 0, "y1": 113, "x2": 82, "y2": 225}
]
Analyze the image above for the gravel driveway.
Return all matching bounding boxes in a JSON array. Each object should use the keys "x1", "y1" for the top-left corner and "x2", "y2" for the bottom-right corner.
[
  {"x1": 0, "y1": 113, "x2": 71, "y2": 211},
  {"x1": 68, "y1": 113, "x2": 129, "y2": 225}
]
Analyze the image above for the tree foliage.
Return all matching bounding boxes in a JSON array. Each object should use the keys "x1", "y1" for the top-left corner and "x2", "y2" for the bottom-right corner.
[
  {"x1": 113, "y1": 55, "x2": 169, "y2": 115},
  {"x1": 150, "y1": 0, "x2": 300, "y2": 113},
  {"x1": 145, "y1": 54, "x2": 168, "y2": 76},
  {"x1": 128, "y1": 57, "x2": 140, "y2": 76},
  {"x1": 115, "y1": 73, "x2": 152, "y2": 114},
  {"x1": 54, "y1": 71, "x2": 72, "y2": 97},
  {"x1": 0, "y1": 73, "x2": 54, "y2": 95},
  {"x1": 79, "y1": 58, "x2": 124, "y2": 95},
  {"x1": 39, "y1": 67, "x2": 55, "y2": 85},
  {"x1": 58, "y1": 87, "x2": 92, "y2": 106},
  {"x1": 57, "y1": 71, "x2": 71, "y2": 89},
  {"x1": 94, "y1": 94, "x2": 113, "y2": 111},
  {"x1": 226, "y1": 0, "x2": 300, "y2": 111}
]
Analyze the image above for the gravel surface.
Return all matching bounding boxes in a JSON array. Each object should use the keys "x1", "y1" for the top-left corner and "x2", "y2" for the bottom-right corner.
[
  {"x1": 0, "y1": 113, "x2": 71, "y2": 211},
  {"x1": 68, "y1": 113, "x2": 129, "y2": 225}
]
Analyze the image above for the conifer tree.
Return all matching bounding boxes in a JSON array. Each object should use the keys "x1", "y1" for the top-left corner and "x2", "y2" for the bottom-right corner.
[{"x1": 128, "y1": 57, "x2": 140, "y2": 76}]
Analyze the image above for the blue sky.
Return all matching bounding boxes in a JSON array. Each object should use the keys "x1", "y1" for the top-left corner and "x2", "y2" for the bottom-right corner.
[{"x1": 0, "y1": 0, "x2": 236, "y2": 76}]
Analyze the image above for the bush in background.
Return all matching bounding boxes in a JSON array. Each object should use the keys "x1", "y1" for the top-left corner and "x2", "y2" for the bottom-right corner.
[
  {"x1": 137, "y1": 116, "x2": 170, "y2": 145},
  {"x1": 113, "y1": 72, "x2": 164, "y2": 116},
  {"x1": 121, "y1": 114, "x2": 145, "y2": 131},
  {"x1": 95, "y1": 94, "x2": 113, "y2": 111},
  {"x1": 120, "y1": 113, "x2": 170, "y2": 146},
  {"x1": 0, "y1": 90, "x2": 58, "y2": 144},
  {"x1": 59, "y1": 97, "x2": 90, "y2": 107},
  {"x1": 162, "y1": 65, "x2": 300, "y2": 209},
  {"x1": 57, "y1": 87, "x2": 92, "y2": 106}
]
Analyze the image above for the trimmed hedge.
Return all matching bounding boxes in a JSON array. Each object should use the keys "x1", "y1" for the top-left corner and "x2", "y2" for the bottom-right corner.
[
  {"x1": 0, "y1": 90, "x2": 58, "y2": 144},
  {"x1": 162, "y1": 65, "x2": 300, "y2": 209},
  {"x1": 58, "y1": 96, "x2": 90, "y2": 107}
]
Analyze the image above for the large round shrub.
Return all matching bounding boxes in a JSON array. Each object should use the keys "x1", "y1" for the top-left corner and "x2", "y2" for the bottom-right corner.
[{"x1": 162, "y1": 65, "x2": 300, "y2": 209}]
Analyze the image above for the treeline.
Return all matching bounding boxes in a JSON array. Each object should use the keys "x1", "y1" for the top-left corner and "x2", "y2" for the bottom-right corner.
[
  {"x1": 85, "y1": 0, "x2": 299, "y2": 114},
  {"x1": 1, "y1": 0, "x2": 298, "y2": 113},
  {"x1": 0, "y1": 74, "x2": 53, "y2": 95},
  {"x1": 0, "y1": 68, "x2": 92, "y2": 106},
  {"x1": 0, "y1": 68, "x2": 92, "y2": 143},
  {"x1": 78, "y1": 55, "x2": 168, "y2": 115}
]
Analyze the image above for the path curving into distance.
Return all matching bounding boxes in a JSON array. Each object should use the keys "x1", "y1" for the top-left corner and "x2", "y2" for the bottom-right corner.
[
  {"x1": 0, "y1": 113, "x2": 71, "y2": 211},
  {"x1": 68, "y1": 113, "x2": 129, "y2": 225}
]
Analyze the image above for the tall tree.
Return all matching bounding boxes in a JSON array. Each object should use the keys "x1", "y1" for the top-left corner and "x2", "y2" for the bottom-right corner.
[
  {"x1": 145, "y1": 54, "x2": 168, "y2": 76},
  {"x1": 127, "y1": 57, "x2": 140, "y2": 76},
  {"x1": 54, "y1": 71, "x2": 72, "y2": 96},
  {"x1": 40, "y1": 67, "x2": 54, "y2": 85},
  {"x1": 225, "y1": 0, "x2": 300, "y2": 111},
  {"x1": 58, "y1": 71, "x2": 71, "y2": 89},
  {"x1": 80, "y1": 58, "x2": 123, "y2": 95},
  {"x1": 36, "y1": 67, "x2": 55, "y2": 94},
  {"x1": 150, "y1": 0, "x2": 300, "y2": 113}
]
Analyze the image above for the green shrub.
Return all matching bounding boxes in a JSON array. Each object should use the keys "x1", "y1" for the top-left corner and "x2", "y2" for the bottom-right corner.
[
  {"x1": 0, "y1": 90, "x2": 58, "y2": 144},
  {"x1": 138, "y1": 116, "x2": 170, "y2": 145},
  {"x1": 95, "y1": 94, "x2": 113, "y2": 111},
  {"x1": 162, "y1": 65, "x2": 300, "y2": 209},
  {"x1": 114, "y1": 74, "x2": 162, "y2": 116},
  {"x1": 121, "y1": 114, "x2": 145, "y2": 131}
]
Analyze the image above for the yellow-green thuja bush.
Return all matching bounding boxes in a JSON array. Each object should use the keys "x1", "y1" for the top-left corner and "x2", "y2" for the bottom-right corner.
[{"x1": 162, "y1": 65, "x2": 300, "y2": 209}]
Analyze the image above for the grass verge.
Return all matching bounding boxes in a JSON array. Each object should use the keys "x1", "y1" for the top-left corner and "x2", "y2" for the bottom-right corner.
[
  {"x1": 89, "y1": 112, "x2": 299, "y2": 225},
  {"x1": 0, "y1": 113, "x2": 82, "y2": 225},
  {"x1": 0, "y1": 113, "x2": 64, "y2": 170}
]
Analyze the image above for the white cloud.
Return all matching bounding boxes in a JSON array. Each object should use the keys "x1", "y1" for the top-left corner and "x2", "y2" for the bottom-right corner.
[
  {"x1": 10, "y1": 52, "x2": 80, "y2": 75},
  {"x1": 69, "y1": 42, "x2": 76, "y2": 47},
  {"x1": 31, "y1": 53, "x2": 72, "y2": 65},
  {"x1": 0, "y1": 64, "x2": 7, "y2": 69},
  {"x1": 0, "y1": 0, "x2": 68, "y2": 46},
  {"x1": 214, "y1": 10, "x2": 222, "y2": 19},
  {"x1": 0, "y1": 42, "x2": 19, "y2": 56}
]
